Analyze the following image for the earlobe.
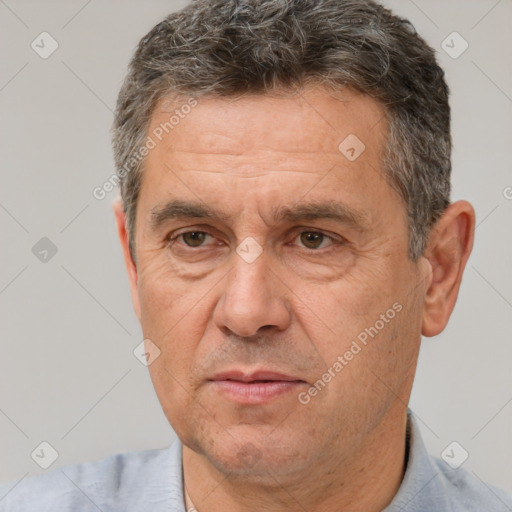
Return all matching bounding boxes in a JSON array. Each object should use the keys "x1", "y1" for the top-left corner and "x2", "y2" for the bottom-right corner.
[
  {"x1": 113, "y1": 199, "x2": 141, "y2": 321},
  {"x1": 421, "y1": 201, "x2": 475, "y2": 337}
]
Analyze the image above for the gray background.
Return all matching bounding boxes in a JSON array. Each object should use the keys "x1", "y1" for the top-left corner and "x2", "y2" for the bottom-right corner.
[{"x1": 1, "y1": 0, "x2": 511, "y2": 494}]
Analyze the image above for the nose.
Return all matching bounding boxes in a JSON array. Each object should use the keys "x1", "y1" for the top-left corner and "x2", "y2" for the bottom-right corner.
[{"x1": 213, "y1": 247, "x2": 292, "y2": 338}]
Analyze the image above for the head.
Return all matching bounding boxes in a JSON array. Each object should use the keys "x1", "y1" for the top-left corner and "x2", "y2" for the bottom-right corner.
[{"x1": 112, "y1": 0, "x2": 474, "y2": 484}]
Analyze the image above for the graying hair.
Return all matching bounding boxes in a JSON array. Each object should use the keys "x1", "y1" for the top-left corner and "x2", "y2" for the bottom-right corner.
[{"x1": 112, "y1": 0, "x2": 451, "y2": 261}]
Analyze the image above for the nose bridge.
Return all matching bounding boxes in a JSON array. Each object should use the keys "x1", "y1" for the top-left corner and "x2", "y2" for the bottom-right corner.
[
  {"x1": 230, "y1": 246, "x2": 270, "y2": 299},
  {"x1": 214, "y1": 243, "x2": 291, "y2": 337}
]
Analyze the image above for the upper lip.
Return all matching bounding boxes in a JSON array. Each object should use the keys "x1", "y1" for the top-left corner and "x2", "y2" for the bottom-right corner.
[{"x1": 208, "y1": 370, "x2": 304, "y2": 383}]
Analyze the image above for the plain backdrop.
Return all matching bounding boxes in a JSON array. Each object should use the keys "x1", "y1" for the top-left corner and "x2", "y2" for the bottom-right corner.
[{"x1": 1, "y1": 0, "x2": 511, "y2": 494}]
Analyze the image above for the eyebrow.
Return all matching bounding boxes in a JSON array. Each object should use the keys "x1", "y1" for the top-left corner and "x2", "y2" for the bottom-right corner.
[{"x1": 150, "y1": 198, "x2": 370, "y2": 231}]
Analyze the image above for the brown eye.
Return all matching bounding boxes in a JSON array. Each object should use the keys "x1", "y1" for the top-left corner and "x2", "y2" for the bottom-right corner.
[
  {"x1": 181, "y1": 231, "x2": 208, "y2": 247},
  {"x1": 299, "y1": 232, "x2": 331, "y2": 249}
]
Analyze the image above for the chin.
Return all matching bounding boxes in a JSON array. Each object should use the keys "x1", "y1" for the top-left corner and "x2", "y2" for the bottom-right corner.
[{"x1": 187, "y1": 421, "x2": 319, "y2": 480}]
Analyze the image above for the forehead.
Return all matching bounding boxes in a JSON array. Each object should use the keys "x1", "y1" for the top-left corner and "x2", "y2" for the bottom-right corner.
[
  {"x1": 147, "y1": 85, "x2": 387, "y2": 162},
  {"x1": 137, "y1": 85, "x2": 397, "y2": 231}
]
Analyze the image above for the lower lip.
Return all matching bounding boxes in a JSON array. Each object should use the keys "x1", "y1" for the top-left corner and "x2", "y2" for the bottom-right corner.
[{"x1": 209, "y1": 380, "x2": 304, "y2": 404}]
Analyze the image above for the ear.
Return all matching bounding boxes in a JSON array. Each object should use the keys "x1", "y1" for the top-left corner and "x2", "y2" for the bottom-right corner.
[
  {"x1": 113, "y1": 199, "x2": 141, "y2": 321},
  {"x1": 421, "y1": 200, "x2": 475, "y2": 337}
]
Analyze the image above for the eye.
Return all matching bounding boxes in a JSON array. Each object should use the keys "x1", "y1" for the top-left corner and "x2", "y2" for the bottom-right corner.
[
  {"x1": 170, "y1": 231, "x2": 218, "y2": 248},
  {"x1": 293, "y1": 231, "x2": 336, "y2": 250},
  {"x1": 168, "y1": 229, "x2": 341, "y2": 251}
]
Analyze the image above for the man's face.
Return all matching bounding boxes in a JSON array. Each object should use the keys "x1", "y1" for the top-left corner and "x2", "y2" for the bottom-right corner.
[{"x1": 126, "y1": 86, "x2": 431, "y2": 478}]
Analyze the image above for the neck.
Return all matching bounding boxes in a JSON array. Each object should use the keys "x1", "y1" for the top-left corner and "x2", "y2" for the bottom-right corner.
[{"x1": 182, "y1": 403, "x2": 409, "y2": 512}]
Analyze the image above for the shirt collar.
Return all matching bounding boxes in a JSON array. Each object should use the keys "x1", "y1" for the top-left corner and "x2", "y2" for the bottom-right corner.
[{"x1": 383, "y1": 409, "x2": 450, "y2": 511}]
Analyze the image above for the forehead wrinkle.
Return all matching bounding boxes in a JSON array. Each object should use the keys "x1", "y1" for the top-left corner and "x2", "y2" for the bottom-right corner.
[{"x1": 178, "y1": 168, "x2": 328, "y2": 177}]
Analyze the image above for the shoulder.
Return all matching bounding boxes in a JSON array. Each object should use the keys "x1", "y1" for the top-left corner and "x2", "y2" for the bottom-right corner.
[
  {"x1": 431, "y1": 457, "x2": 512, "y2": 511},
  {"x1": 386, "y1": 411, "x2": 512, "y2": 512},
  {"x1": 0, "y1": 442, "x2": 181, "y2": 512}
]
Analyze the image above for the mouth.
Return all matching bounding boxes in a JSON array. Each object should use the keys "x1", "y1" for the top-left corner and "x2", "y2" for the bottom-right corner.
[{"x1": 207, "y1": 370, "x2": 306, "y2": 404}]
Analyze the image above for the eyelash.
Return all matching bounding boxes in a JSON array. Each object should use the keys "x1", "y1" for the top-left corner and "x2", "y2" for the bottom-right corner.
[{"x1": 166, "y1": 229, "x2": 342, "y2": 251}]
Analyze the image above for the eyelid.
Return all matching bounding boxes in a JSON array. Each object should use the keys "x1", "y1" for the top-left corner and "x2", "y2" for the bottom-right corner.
[
  {"x1": 289, "y1": 226, "x2": 342, "y2": 241},
  {"x1": 167, "y1": 224, "x2": 221, "y2": 240}
]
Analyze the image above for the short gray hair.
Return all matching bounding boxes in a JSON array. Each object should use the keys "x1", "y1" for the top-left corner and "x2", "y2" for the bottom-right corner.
[{"x1": 112, "y1": 0, "x2": 451, "y2": 261}]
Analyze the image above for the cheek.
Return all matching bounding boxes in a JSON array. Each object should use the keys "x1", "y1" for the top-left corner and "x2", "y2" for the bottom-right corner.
[
  {"x1": 135, "y1": 255, "x2": 213, "y2": 378},
  {"x1": 137, "y1": 252, "x2": 198, "y2": 327},
  {"x1": 294, "y1": 256, "x2": 422, "y2": 387},
  {"x1": 295, "y1": 261, "x2": 396, "y2": 346}
]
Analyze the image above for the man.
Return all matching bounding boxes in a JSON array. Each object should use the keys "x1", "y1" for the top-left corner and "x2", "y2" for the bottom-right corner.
[{"x1": 1, "y1": 0, "x2": 510, "y2": 510}]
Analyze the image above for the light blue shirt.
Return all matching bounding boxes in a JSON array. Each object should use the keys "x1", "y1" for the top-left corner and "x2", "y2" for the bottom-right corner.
[{"x1": 1, "y1": 410, "x2": 511, "y2": 511}]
